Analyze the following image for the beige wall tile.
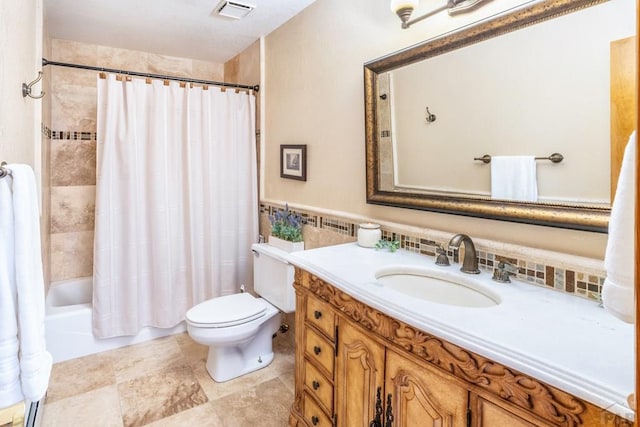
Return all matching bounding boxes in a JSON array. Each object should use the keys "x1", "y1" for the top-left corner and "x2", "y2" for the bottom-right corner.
[
  {"x1": 51, "y1": 65, "x2": 96, "y2": 88},
  {"x1": 51, "y1": 88, "x2": 97, "y2": 132},
  {"x1": 232, "y1": 41, "x2": 260, "y2": 131},
  {"x1": 192, "y1": 60, "x2": 224, "y2": 81},
  {"x1": 259, "y1": 212, "x2": 356, "y2": 250},
  {"x1": 302, "y1": 225, "x2": 356, "y2": 249},
  {"x1": 51, "y1": 185, "x2": 96, "y2": 233},
  {"x1": 51, "y1": 39, "x2": 99, "y2": 66},
  {"x1": 50, "y1": 231, "x2": 94, "y2": 281},
  {"x1": 50, "y1": 140, "x2": 96, "y2": 186},
  {"x1": 236, "y1": 40, "x2": 260, "y2": 85},
  {"x1": 147, "y1": 53, "x2": 193, "y2": 78},
  {"x1": 223, "y1": 56, "x2": 239, "y2": 83},
  {"x1": 97, "y1": 45, "x2": 150, "y2": 71}
]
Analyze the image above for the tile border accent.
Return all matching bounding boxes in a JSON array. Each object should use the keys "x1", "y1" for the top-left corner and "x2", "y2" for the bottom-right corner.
[
  {"x1": 42, "y1": 124, "x2": 97, "y2": 141},
  {"x1": 42, "y1": 123, "x2": 52, "y2": 138},
  {"x1": 260, "y1": 202, "x2": 604, "y2": 301},
  {"x1": 51, "y1": 130, "x2": 97, "y2": 141}
]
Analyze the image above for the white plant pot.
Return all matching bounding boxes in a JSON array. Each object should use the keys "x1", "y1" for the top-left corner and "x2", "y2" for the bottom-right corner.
[{"x1": 268, "y1": 235, "x2": 305, "y2": 252}]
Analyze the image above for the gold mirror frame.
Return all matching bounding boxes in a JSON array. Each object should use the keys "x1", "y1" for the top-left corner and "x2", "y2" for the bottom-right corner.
[{"x1": 365, "y1": 0, "x2": 612, "y2": 233}]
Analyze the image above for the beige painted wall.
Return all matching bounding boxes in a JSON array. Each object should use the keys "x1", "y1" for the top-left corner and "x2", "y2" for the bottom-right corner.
[
  {"x1": 1, "y1": 0, "x2": 49, "y2": 283},
  {"x1": 263, "y1": 0, "x2": 614, "y2": 259},
  {"x1": 0, "y1": 0, "x2": 42, "y2": 175}
]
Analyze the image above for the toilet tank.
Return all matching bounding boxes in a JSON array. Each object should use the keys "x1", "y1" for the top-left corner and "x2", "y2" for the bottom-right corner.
[{"x1": 251, "y1": 243, "x2": 296, "y2": 313}]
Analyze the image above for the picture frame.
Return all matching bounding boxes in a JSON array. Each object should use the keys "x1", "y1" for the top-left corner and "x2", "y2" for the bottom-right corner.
[{"x1": 280, "y1": 144, "x2": 307, "y2": 181}]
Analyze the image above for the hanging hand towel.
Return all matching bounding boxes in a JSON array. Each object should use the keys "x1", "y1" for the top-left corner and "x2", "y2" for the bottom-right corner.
[
  {"x1": 602, "y1": 131, "x2": 636, "y2": 323},
  {"x1": 0, "y1": 174, "x2": 23, "y2": 407},
  {"x1": 490, "y1": 156, "x2": 538, "y2": 202},
  {"x1": 0, "y1": 165, "x2": 52, "y2": 404}
]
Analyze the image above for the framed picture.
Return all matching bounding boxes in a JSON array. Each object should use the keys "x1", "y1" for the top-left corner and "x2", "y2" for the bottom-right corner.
[{"x1": 280, "y1": 144, "x2": 307, "y2": 181}]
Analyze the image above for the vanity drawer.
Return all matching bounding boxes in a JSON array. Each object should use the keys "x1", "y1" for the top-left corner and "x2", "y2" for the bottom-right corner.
[
  {"x1": 305, "y1": 326, "x2": 334, "y2": 376},
  {"x1": 305, "y1": 296, "x2": 335, "y2": 340},
  {"x1": 304, "y1": 357, "x2": 333, "y2": 414},
  {"x1": 303, "y1": 392, "x2": 333, "y2": 427}
]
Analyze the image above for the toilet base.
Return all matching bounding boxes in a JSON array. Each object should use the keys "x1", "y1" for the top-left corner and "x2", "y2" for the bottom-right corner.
[
  {"x1": 205, "y1": 311, "x2": 281, "y2": 382},
  {"x1": 206, "y1": 348, "x2": 275, "y2": 383}
]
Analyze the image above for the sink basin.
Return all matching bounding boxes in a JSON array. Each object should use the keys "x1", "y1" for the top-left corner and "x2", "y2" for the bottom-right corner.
[{"x1": 374, "y1": 266, "x2": 500, "y2": 308}]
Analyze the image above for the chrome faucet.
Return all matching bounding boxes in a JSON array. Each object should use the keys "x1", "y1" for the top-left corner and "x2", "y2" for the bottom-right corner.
[{"x1": 448, "y1": 234, "x2": 480, "y2": 274}]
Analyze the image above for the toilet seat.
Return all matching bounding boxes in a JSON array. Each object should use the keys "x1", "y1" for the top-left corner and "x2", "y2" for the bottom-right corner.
[{"x1": 186, "y1": 293, "x2": 267, "y2": 328}]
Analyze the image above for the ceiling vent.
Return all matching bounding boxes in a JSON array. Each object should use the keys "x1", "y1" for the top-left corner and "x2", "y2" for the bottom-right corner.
[{"x1": 215, "y1": 1, "x2": 255, "y2": 19}]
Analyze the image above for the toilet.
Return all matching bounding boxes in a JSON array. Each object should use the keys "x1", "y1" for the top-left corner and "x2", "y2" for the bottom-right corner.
[{"x1": 186, "y1": 243, "x2": 296, "y2": 382}]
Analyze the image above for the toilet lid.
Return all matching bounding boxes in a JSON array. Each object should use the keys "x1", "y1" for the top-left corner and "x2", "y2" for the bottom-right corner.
[{"x1": 186, "y1": 293, "x2": 267, "y2": 328}]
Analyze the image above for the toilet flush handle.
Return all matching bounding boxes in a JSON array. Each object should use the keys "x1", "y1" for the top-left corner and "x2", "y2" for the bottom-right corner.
[{"x1": 251, "y1": 249, "x2": 259, "y2": 257}]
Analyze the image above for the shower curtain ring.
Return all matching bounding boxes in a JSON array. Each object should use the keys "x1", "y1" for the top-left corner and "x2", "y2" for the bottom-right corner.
[{"x1": 22, "y1": 71, "x2": 46, "y2": 99}]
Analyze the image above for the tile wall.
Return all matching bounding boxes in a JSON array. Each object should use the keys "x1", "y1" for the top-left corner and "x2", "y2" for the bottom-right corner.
[
  {"x1": 259, "y1": 202, "x2": 606, "y2": 301},
  {"x1": 48, "y1": 39, "x2": 226, "y2": 282}
]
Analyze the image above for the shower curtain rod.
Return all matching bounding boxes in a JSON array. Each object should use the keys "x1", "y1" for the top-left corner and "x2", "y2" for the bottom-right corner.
[{"x1": 42, "y1": 58, "x2": 260, "y2": 92}]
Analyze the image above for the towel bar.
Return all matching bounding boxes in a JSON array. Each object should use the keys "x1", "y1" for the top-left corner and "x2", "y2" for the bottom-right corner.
[{"x1": 473, "y1": 153, "x2": 564, "y2": 164}]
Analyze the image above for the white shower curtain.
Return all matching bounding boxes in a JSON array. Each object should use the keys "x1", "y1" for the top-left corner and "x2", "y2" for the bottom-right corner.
[{"x1": 94, "y1": 75, "x2": 258, "y2": 338}]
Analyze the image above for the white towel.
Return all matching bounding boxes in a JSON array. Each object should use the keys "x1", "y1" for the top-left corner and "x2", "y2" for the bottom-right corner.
[
  {"x1": 0, "y1": 173, "x2": 23, "y2": 407},
  {"x1": 0, "y1": 164, "x2": 52, "y2": 406},
  {"x1": 602, "y1": 131, "x2": 636, "y2": 323},
  {"x1": 490, "y1": 156, "x2": 538, "y2": 202}
]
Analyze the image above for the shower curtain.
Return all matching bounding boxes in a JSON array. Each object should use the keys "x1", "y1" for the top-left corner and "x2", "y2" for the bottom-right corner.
[{"x1": 93, "y1": 75, "x2": 258, "y2": 338}]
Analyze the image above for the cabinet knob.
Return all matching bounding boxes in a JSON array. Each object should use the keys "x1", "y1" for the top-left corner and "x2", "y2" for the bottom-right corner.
[
  {"x1": 312, "y1": 380, "x2": 320, "y2": 390},
  {"x1": 313, "y1": 346, "x2": 322, "y2": 355},
  {"x1": 311, "y1": 415, "x2": 319, "y2": 425},
  {"x1": 314, "y1": 310, "x2": 322, "y2": 319}
]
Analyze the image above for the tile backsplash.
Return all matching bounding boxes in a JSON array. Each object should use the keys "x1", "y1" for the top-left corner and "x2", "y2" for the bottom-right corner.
[{"x1": 260, "y1": 202, "x2": 605, "y2": 302}]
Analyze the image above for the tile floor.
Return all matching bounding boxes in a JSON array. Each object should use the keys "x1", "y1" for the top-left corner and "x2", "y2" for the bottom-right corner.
[{"x1": 40, "y1": 332, "x2": 295, "y2": 426}]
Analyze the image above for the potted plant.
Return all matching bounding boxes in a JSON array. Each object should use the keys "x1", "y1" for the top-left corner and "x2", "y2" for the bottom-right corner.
[{"x1": 268, "y1": 204, "x2": 305, "y2": 252}]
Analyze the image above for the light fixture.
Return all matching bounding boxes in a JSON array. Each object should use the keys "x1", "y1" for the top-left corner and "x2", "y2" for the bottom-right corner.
[{"x1": 391, "y1": 0, "x2": 492, "y2": 29}]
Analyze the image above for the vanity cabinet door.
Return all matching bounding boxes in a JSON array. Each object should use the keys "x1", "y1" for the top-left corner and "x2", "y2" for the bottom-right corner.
[
  {"x1": 470, "y1": 394, "x2": 553, "y2": 427},
  {"x1": 334, "y1": 318, "x2": 385, "y2": 427},
  {"x1": 385, "y1": 349, "x2": 469, "y2": 427}
]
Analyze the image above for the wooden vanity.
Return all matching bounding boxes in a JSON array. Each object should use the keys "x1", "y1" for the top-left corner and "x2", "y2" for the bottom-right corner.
[{"x1": 289, "y1": 268, "x2": 633, "y2": 427}]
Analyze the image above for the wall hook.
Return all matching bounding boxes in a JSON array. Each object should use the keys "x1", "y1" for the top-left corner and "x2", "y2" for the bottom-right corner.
[
  {"x1": 22, "y1": 71, "x2": 45, "y2": 99},
  {"x1": 425, "y1": 107, "x2": 436, "y2": 123}
]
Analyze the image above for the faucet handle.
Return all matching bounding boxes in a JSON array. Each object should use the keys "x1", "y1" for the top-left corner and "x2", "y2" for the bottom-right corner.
[
  {"x1": 434, "y1": 244, "x2": 450, "y2": 266},
  {"x1": 492, "y1": 261, "x2": 516, "y2": 283}
]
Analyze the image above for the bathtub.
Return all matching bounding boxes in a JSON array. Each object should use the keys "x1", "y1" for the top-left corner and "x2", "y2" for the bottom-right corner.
[{"x1": 45, "y1": 277, "x2": 185, "y2": 363}]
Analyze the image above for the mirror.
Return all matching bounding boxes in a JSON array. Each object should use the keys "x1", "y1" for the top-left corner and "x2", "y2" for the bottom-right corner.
[{"x1": 365, "y1": 0, "x2": 635, "y2": 232}]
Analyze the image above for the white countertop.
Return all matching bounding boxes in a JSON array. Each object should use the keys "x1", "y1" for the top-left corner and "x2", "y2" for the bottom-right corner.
[{"x1": 285, "y1": 243, "x2": 635, "y2": 421}]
